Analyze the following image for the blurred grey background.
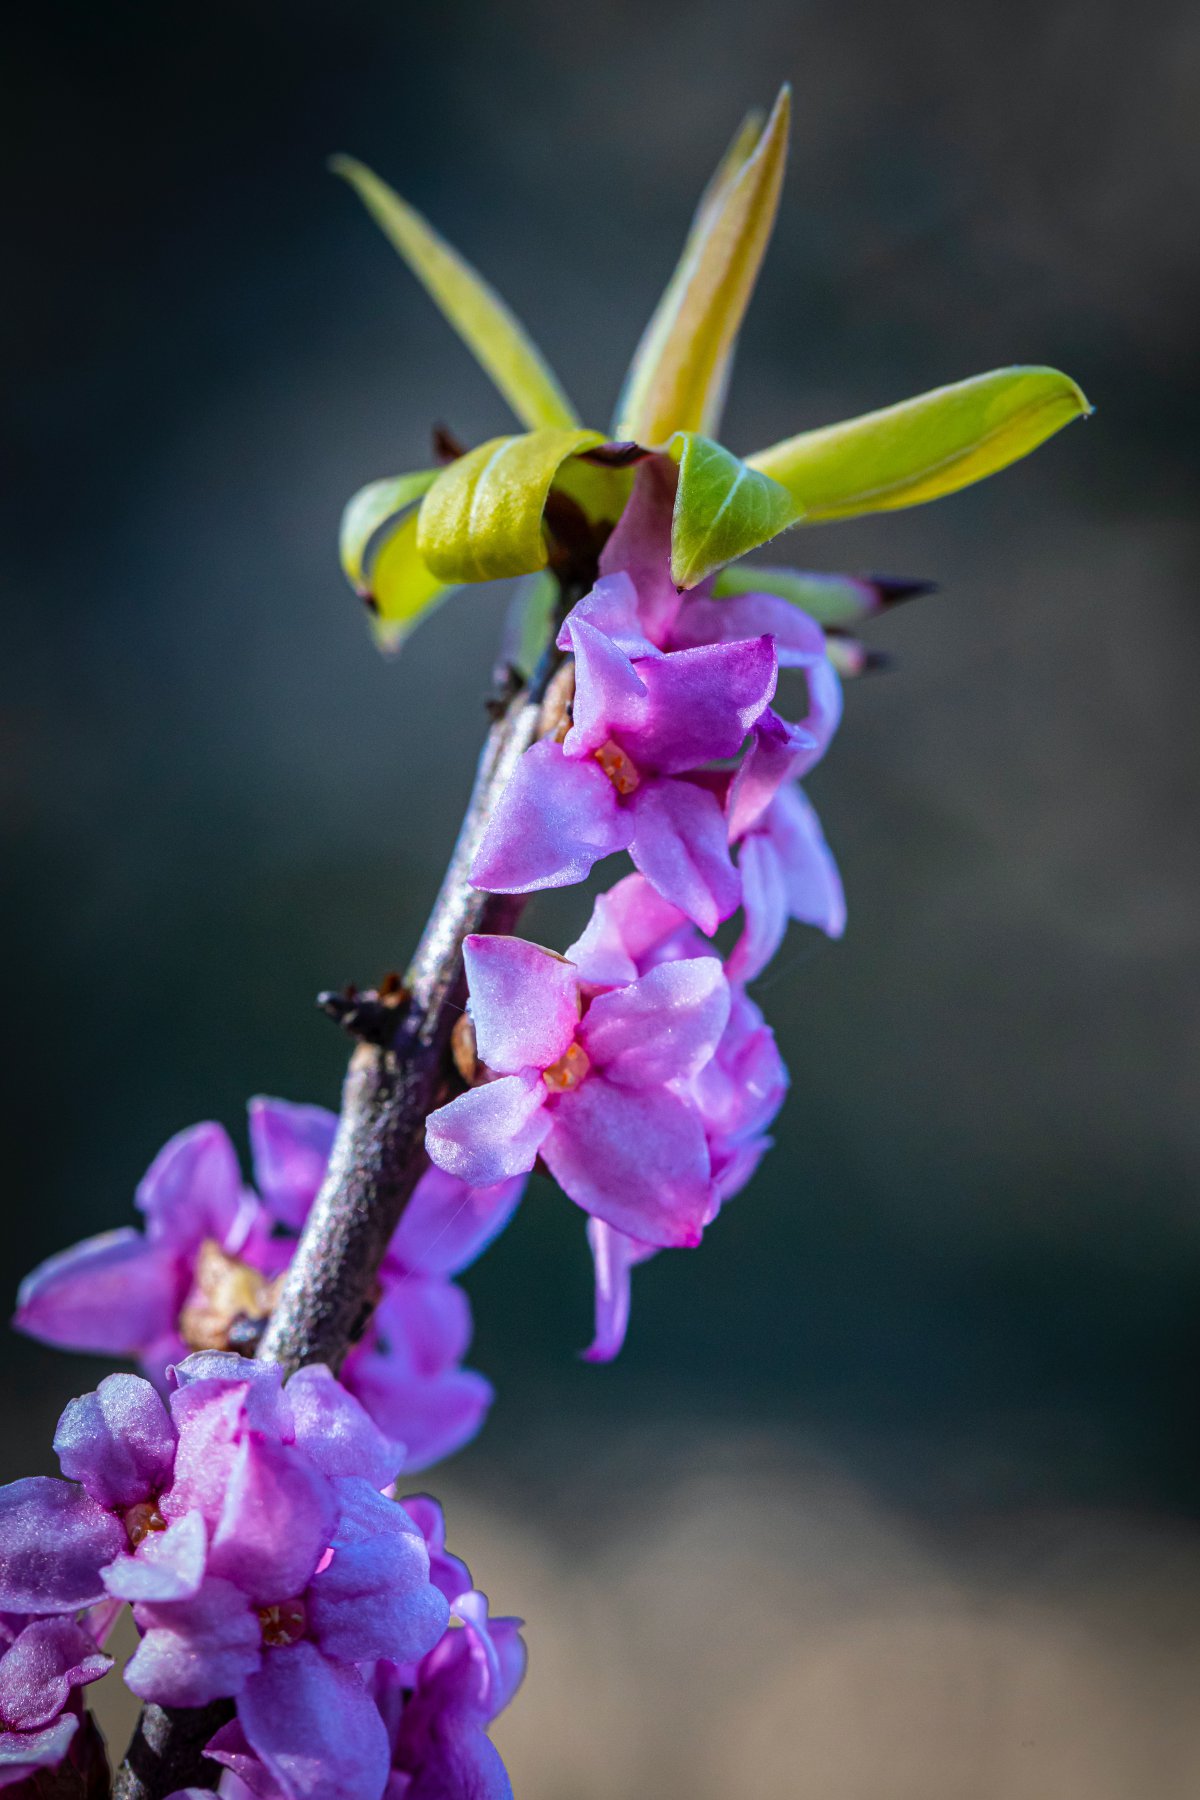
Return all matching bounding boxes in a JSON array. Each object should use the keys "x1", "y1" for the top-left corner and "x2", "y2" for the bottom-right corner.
[{"x1": 4, "y1": 0, "x2": 1200, "y2": 1792}]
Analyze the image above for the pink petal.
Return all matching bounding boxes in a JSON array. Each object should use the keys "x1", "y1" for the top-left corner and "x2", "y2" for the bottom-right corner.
[
  {"x1": 53, "y1": 1372, "x2": 177, "y2": 1511},
  {"x1": 306, "y1": 1480, "x2": 449, "y2": 1666},
  {"x1": 0, "y1": 1714, "x2": 78, "y2": 1785},
  {"x1": 561, "y1": 617, "x2": 648, "y2": 758},
  {"x1": 470, "y1": 740, "x2": 632, "y2": 893},
  {"x1": 582, "y1": 1220, "x2": 656, "y2": 1363},
  {"x1": 238, "y1": 1643, "x2": 390, "y2": 1800},
  {"x1": 770, "y1": 785, "x2": 847, "y2": 937},
  {"x1": 287, "y1": 1365, "x2": 403, "y2": 1490},
  {"x1": 627, "y1": 778, "x2": 740, "y2": 933},
  {"x1": 0, "y1": 1478, "x2": 125, "y2": 1614},
  {"x1": 0, "y1": 1618, "x2": 111, "y2": 1732},
  {"x1": 345, "y1": 1361, "x2": 493, "y2": 1474},
  {"x1": 556, "y1": 573, "x2": 663, "y2": 659},
  {"x1": 621, "y1": 636, "x2": 776, "y2": 775},
  {"x1": 596, "y1": 458, "x2": 684, "y2": 645},
  {"x1": 670, "y1": 591, "x2": 826, "y2": 666},
  {"x1": 247, "y1": 1098, "x2": 337, "y2": 1232},
  {"x1": 727, "y1": 831, "x2": 789, "y2": 983},
  {"x1": 565, "y1": 874, "x2": 691, "y2": 989},
  {"x1": 541, "y1": 1078, "x2": 713, "y2": 1248},
  {"x1": 208, "y1": 1436, "x2": 336, "y2": 1606},
  {"x1": 136, "y1": 1122, "x2": 243, "y2": 1251},
  {"x1": 15, "y1": 1229, "x2": 180, "y2": 1359},
  {"x1": 425, "y1": 1074, "x2": 549, "y2": 1188},
  {"x1": 726, "y1": 708, "x2": 819, "y2": 841},
  {"x1": 387, "y1": 1166, "x2": 525, "y2": 1278},
  {"x1": 102, "y1": 1510, "x2": 208, "y2": 1604},
  {"x1": 581, "y1": 957, "x2": 729, "y2": 1087},
  {"x1": 463, "y1": 935, "x2": 579, "y2": 1075},
  {"x1": 127, "y1": 1577, "x2": 260, "y2": 1707}
]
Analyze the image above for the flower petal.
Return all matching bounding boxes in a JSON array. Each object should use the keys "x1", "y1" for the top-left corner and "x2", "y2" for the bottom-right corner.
[
  {"x1": 247, "y1": 1099, "x2": 337, "y2": 1233},
  {"x1": 345, "y1": 1360, "x2": 493, "y2": 1475},
  {"x1": 580, "y1": 957, "x2": 729, "y2": 1087},
  {"x1": 542, "y1": 1079, "x2": 713, "y2": 1247},
  {"x1": 727, "y1": 831, "x2": 789, "y2": 983},
  {"x1": 53, "y1": 1373, "x2": 176, "y2": 1511},
  {"x1": 126, "y1": 1577, "x2": 261, "y2": 1708},
  {"x1": 307, "y1": 1481, "x2": 449, "y2": 1666},
  {"x1": 622, "y1": 636, "x2": 776, "y2": 774},
  {"x1": 14, "y1": 1229, "x2": 180, "y2": 1359},
  {"x1": 670, "y1": 590, "x2": 826, "y2": 666},
  {"x1": 555, "y1": 573, "x2": 663, "y2": 660},
  {"x1": 595, "y1": 459, "x2": 685, "y2": 645},
  {"x1": 463, "y1": 936, "x2": 579, "y2": 1075},
  {"x1": 560, "y1": 618, "x2": 648, "y2": 758},
  {"x1": 0, "y1": 1715, "x2": 78, "y2": 1787},
  {"x1": 425, "y1": 1074, "x2": 549, "y2": 1188},
  {"x1": 208, "y1": 1437, "x2": 336, "y2": 1606},
  {"x1": 287, "y1": 1365, "x2": 403, "y2": 1490},
  {"x1": 0, "y1": 1478, "x2": 125, "y2": 1613},
  {"x1": 136, "y1": 1123, "x2": 243, "y2": 1252},
  {"x1": 387, "y1": 1167, "x2": 525, "y2": 1278},
  {"x1": 582, "y1": 1221, "x2": 657, "y2": 1364},
  {"x1": 238, "y1": 1642, "x2": 390, "y2": 1800},
  {"x1": 772, "y1": 786, "x2": 847, "y2": 937},
  {"x1": 627, "y1": 779, "x2": 740, "y2": 933},
  {"x1": 470, "y1": 740, "x2": 632, "y2": 894},
  {"x1": 0, "y1": 1618, "x2": 111, "y2": 1733},
  {"x1": 565, "y1": 874, "x2": 692, "y2": 988},
  {"x1": 102, "y1": 1510, "x2": 207, "y2": 1604}
]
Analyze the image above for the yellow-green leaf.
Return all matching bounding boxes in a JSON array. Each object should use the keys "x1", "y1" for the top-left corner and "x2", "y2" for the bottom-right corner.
[
  {"x1": 669, "y1": 433, "x2": 802, "y2": 589},
  {"x1": 339, "y1": 469, "x2": 438, "y2": 589},
  {"x1": 331, "y1": 156, "x2": 580, "y2": 433},
  {"x1": 417, "y1": 426, "x2": 605, "y2": 583},
  {"x1": 367, "y1": 511, "x2": 457, "y2": 653},
  {"x1": 714, "y1": 563, "x2": 881, "y2": 627},
  {"x1": 613, "y1": 87, "x2": 791, "y2": 446},
  {"x1": 746, "y1": 366, "x2": 1092, "y2": 522}
]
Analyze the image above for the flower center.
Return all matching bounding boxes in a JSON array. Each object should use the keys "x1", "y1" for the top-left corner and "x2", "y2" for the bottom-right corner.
[
  {"x1": 179, "y1": 1239, "x2": 286, "y2": 1357},
  {"x1": 124, "y1": 1501, "x2": 167, "y2": 1549},
  {"x1": 257, "y1": 1598, "x2": 308, "y2": 1648},
  {"x1": 542, "y1": 1041, "x2": 591, "y2": 1092},
  {"x1": 593, "y1": 738, "x2": 640, "y2": 796}
]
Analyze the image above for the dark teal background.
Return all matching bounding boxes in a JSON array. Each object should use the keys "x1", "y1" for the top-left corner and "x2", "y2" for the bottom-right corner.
[{"x1": 3, "y1": 3, "x2": 1199, "y2": 1786}]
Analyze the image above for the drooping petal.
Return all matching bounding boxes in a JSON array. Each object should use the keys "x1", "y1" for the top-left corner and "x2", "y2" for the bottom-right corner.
[
  {"x1": 307, "y1": 1481, "x2": 449, "y2": 1666},
  {"x1": 398, "y1": 1711, "x2": 513, "y2": 1800},
  {"x1": 566, "y1": 874, "x2": 691, "y2": 989},
  {"x1": 126, "y1": 1577, "x2": 260, "y2": 1708},
  {"x1": 287, "y1": 1365, "x2": 404, "y2": 1491},
  {"x1": 52, "y1": 1373, "x2": 177, "y2": 1511},
  {"x1": 14, "y1": 1229, "x2": 180, "y2": 1359},
  {"x1": 0, "y1": 1618, "x2": 111, "y2": 1733},
  {"x1": 387, "y1": 1167, "x2": 525, "y2": 1278},
  {"x1": 462, "y1": 936, "x2": 579, "y2": 1076},
  {"x1": 136, "y1": 1122, "x2": 243, "y2": 1252},
  {"x1": 345, "y1": 1359, "x2": 493, "y2": 1476},
  {"x1": 0, "y1": 1478, "x2": 124, "y2": 1613},
  {"x1": 726, "y1": 708, "x2": 817, "y2": 840},
  {"x1": 542, "y1": 1079, "x2": 713, "y2": 1248},
  {"x1": 238, "y1": 1642, "x2": 391, "y2": 1800},
  {"x1": 770, "y1": 784, "x2": 847, "y2": 937},
  {"x1": 580, "y1": 957, "x2": 729, "y2": 1087},
  {"x1": 582, "y1": 1220, "x2": 657, "y2": 1363},
  {"x1": 670, "y1": 590, "x2": 825, "y2": 666},
  {"x1": 560, "y1": 618, "x2": 649, "y2": 759},
  {"x1": 208, "y1": 1437, "x2": 336, "y2": 1607},
  {"x1": 727, "y1": 831, "x2": 789, "y2": 983},
  {"x1": 102, "y1": 1510, "x2": 207, "y2": 1604},
  {"x1": 627, "y1": 778, "x2": 740, "y2": 934},
  {"x1": 247, "y1": 1099, "x2": 337, "y2": 1233},
  {"x1": 470, "y1": 740, "x2": 632, "y2": 894},
  {"x1": 621, "y1": 637, "x2": 776, "y2": 774},
  {"x1": 425, "y1": 1074, "x2": 549, "y2": 1189}
]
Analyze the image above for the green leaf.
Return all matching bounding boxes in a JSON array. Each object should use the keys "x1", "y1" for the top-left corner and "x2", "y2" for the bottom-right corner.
[
  {"x1": 331, "y1": 156, "x2": 580, "y2": 433},
  {"x1": 714, "y1": 563, "x2": 883, "y2": 627},
  {"x1": 338, "y1": 470, "x2": 438, "y2": 589},
  {"x1": 669, "y1": 433, "x2": 802, "y2": 589},
  {"x1": 613, "y1": 88, "x2": 791, "y2": 446},
  {"x1": 339, "y1": 470, "x2": 455, "y2": 652},
  {"x1": 417, "y1": 426, "x2": 605, "y2": 583},
  {"x1": 746, "y1": 366, "x2": 1092, "y2": 522}
]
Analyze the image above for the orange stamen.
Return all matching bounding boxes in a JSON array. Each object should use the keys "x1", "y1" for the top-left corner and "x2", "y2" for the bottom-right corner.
[
  {"x1": 542, "y1": 1041, "x2": 591, "y2": 1092},
  {"x1": 593, "y1": 739, "x2": 640, "y2": 796}
]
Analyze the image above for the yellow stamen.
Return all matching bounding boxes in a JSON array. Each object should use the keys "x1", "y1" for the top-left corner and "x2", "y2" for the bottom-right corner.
[
  {"x1": 594, "y1": 738, "x2": 640, "y2": 795},
  {"x1": 257, "y1": 1598, "x2": 308, "y2": 1648},
  {"x1": 542, "y1": 1041, "x2": 591, "y2": 1092}
]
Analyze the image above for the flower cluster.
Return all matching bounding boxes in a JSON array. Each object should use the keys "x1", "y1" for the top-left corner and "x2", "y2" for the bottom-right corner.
[
  {"x1": 0, "y1": 1362, "x2": 523, "y2": 1800},
  {"x1": 16, "y1": 1102, "x2": 524, "y2": 1471}
]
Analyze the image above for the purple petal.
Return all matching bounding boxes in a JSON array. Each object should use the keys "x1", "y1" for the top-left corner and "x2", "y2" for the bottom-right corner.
[
  {"x1": 15, "y1": 1229, "x2": 180, "y2": 1359},
  {"x1": 0, "y1": 1618, "x2": 110, "y2": 1732},
  {"x1": 627, "y1": 778, "x2": 740, "y2": 933},
  {"x1": 397, "y1": 1712, "x2": 513, "y2": 1800},
  {"x1": 565, "y1": 874, "x2": 691, "y2": 989},
  {"x1": 770, "y1": 785, "x2": 847, "y2": 937},
  {"x1": 425, "y1": 1074, "x2": 549, "y2": 1189},
  {"x1": 618, "y1": 637, "x2": 776, "y2": 775},
  {"x1": 583, "y1": 1221, "x2": 656, "y2": 1364},
  {"x1": 542, "y1": 1079, "x2": 713, "y2": 1248},
  {"x1": 580, "y1": 956, "x2": 729, "y2": 1088},
  {"x1": 670, "y1": 591, "x2": 826, "y2": 666},
  {"x1": 165, "y1": 1365, "x2": 290, "y2": 1529},
  {"x1": 0, "y1": 1478, "x2": 124, "y2": 1613},
  {"x1": 102, "y1": 1510, "x2": 207, "y2": 1604},
  {"x1": 725, "y1": 708, "x2": 818, "y2": 840},
  {"x1": 205, "y1": 1718, "x2": 286, "y2": 1800},
  {"x1": 127, "y1": 1577, "x2": 260, "y2": 1707},
  {"x1": 560, "y1": 618, "x2": 648, "y2": 758},
  {"x1": 387, "y1": 1166, "x2": 525, "y2": 1278},
  {"x1": 691, "y1": 991, "x2": 788, "y2": 1148},
  {"x1": 247, "y1": 1098, "x2": 337, "y2": 1233},
  {"x1": 396, "y1": 1496, "x2": 472, "y2": 1605},
  {"x1": 207, "y1": 1437, "x2": 335, "y2": 1606},
  {"x1": 801, "y1": 656, "x2": 844, "y2": 768},
  {"x1": 0, "y1": 1715, "x2": 78, "y2": 1788},
  {"x1": 727, "y1": 832, "x2": 789, "y2": 984},
  {"x1": 136, "y1": 1122, "x2": 243, "y2": 1252},
  {"x1": 345, "y1": 1360, "x2": 493, "y2": 1475},
  {"x1": 556, "y1": 573, "x2": 663, "y2": 660},
  {"x1": 470, "y1": 740, "x2": 631, "y2": 894},
  {"x1": 287, "y1": 1365, "x2": 403, "y2": 1490},
  {"x1": 463, "y1": 936, "x2": 579, "y2": 1076},
  {"x1": 53, "y1": 1373, "x2": 176, "y2": 1511},
  {"x1": 712, "y1": 1133, "x2": 772, "y2": 1204},
  {"x1": 238, "y1": 1643, "x2": 390, "y2": 1800},
  {"x1": 307, "y1": 1481, "x2": 449, "y2": 1666},
  {"x1": 596, "y1": 458, "x2": 684, "y2": 645}
]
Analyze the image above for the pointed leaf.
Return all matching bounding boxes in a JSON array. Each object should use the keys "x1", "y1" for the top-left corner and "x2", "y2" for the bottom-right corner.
[
  {"x1": 614, "y1": 88, "x2": 791, "y2": 445},
  {"x1": 669, "y1": 433, "x2": 801, "y2": 588},
  {"x1": 332, "y1": 156, "x2": 580, "y2": 432},
  {"x1": 417, "y1": 426, "x2": 604, "y2": 582},
  {"x1": 746, "y1": 365, "x2": 1092, "y2": 522}
]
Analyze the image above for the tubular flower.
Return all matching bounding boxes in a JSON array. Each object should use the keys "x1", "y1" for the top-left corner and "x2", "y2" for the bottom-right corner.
[
  {"x1": 15, "y1": 1101, "x2": 523, "y2": 1472},
  {"x1": 425, "y1": 934, "x2": 731, "y2": 1248}
]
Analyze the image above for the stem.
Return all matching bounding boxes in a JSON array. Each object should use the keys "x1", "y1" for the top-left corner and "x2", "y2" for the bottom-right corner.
[{"x1": 113, "y1": 589, "x2": 575, "y2": 1800}]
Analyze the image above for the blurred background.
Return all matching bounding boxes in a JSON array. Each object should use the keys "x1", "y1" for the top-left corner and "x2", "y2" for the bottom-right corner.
[{"x1": 4, "y1": 0, "x2": 1200, "y2": 1792}]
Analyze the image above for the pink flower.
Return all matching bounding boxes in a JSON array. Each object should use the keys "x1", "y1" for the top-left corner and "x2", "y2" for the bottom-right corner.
[{"x1": 425, "y1": 934, "x2": 730, "y2": 1248}]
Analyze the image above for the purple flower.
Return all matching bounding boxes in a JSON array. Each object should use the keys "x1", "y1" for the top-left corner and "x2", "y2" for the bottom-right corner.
[
  {"x1": 0, "y1": 1614, "x2": 111, "y2": 1792},
  {"x1": 425, "y1": 934, "x2": 730, "y2": 1248},
  {"x1": 15, "y1": 1101, "x2": 523, "y2": 1472}
]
